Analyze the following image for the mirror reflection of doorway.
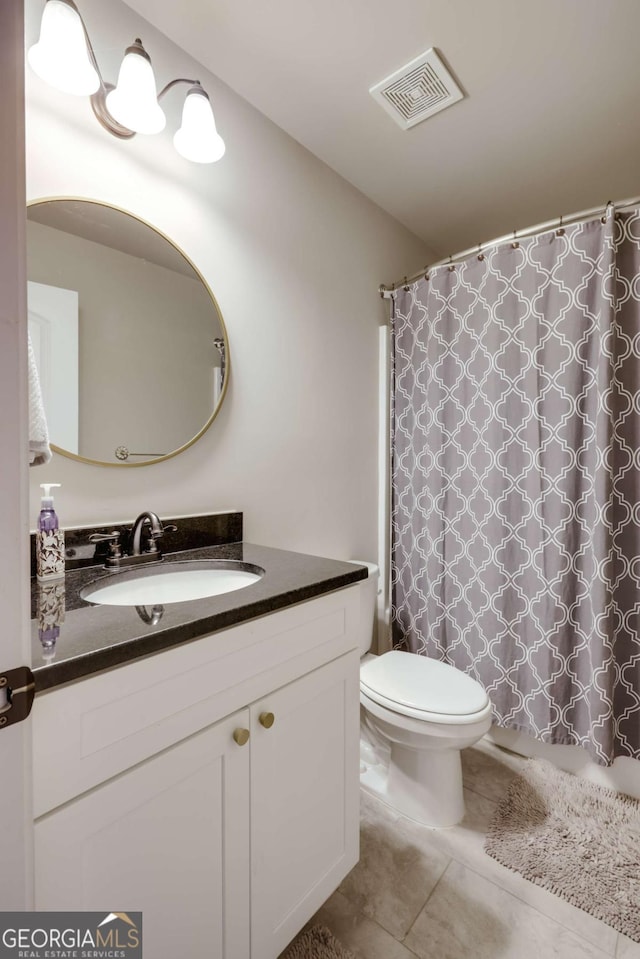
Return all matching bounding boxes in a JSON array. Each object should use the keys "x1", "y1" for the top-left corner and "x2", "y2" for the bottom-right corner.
[{"x1": 27, "y1": 280, "x2": 79, "y2": 455}]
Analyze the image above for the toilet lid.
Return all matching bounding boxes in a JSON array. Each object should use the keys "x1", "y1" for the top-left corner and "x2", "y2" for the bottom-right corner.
[{"x1": 360, "y1": 651, "x2": 489, "y2": 718}]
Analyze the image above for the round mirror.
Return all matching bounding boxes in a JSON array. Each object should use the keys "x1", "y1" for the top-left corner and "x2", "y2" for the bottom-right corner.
[{"x1": 26, "y1": 198, "x2": 228, "y2": 467}]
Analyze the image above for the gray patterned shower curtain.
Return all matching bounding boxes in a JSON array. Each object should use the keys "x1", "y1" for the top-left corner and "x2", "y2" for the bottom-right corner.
[{"x1": 391, "y1": 207, "x2": 640, "y2": 765}]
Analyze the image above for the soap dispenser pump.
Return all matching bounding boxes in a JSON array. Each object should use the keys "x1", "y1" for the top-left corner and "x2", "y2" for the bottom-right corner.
[{"x1": 36, "y1": 483, "x2": 65, "y2": 582}]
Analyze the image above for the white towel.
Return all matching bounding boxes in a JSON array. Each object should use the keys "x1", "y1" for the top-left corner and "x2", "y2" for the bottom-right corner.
[{"x1": 28, "y1": 331, "x2": 52, "y2": 467}]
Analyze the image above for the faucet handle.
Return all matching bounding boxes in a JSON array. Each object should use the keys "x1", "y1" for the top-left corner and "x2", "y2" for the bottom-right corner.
[
  {"x1": 89, "y1": 530, "x2": 121, "y2": 544},
  {"x1": 146, "y1": 523, "x2": 177, "y2": 544},
  {"x1": 89, "y1": 530, "x2": 123, "y2": 564},
  {"x1": 142, "y1": 522, "x2": 177, "y2": 556}
]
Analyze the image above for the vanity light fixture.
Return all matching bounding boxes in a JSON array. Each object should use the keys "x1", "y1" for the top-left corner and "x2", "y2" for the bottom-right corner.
[
  {"x1": 28, "y1": 0, "x2": 226, "y2": 163},
  {"x1": 105, "y1": 38, "x2": 167, "y2": 136}
]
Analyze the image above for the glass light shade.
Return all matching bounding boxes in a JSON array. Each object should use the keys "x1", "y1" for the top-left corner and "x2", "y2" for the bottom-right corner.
[
  {"x1": 105, "y1": 43, "x2": 166, "y2": 135},
  {"x1": 28, "y1": 0, "x2": 100, "y2": 96},
  {"x1": 173, "y1": 87, "x2": 225, "y2": 164}
]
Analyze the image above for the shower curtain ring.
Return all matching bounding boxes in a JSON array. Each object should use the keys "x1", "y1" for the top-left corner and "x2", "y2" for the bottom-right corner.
[
  {"x1": 601, "y1": 200, "x2": 613, "y2": 223},
  {"x1": 477, "y1": 242, "x2": 485, "y2": 261},
  {"x1": 424, "y1": 267, "x2": 430, "y2": 282},
  {"x1": 403, "y1": 276, "x2": 410, "y2": 291},
  {"x1": 556, "y1": 214, "x2": 565, "y2": 237},
  {"x1": 379, "y1": 284, "x2": 387, "y2": 299},
  {"x1": 511, "y1": 229, "x2": 520, "y2": 249},
  {"x1": 448, "y1": 255, "x2": 455, "y2": 272}
]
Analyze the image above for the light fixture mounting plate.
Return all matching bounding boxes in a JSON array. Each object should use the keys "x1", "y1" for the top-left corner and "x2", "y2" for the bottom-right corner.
[{"x1": 90, "y1": 84, "x2": 135, "y2": 140}]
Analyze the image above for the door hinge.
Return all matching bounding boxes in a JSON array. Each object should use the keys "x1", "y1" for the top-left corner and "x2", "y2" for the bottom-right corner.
[{"x1": 0, "y1": 666, "x2": 35, "y2": 729}]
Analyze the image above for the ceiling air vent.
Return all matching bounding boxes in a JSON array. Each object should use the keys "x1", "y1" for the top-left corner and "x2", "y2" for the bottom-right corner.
[{"x1": 369, "y1": 48, "x2": 463, "y2": 130}]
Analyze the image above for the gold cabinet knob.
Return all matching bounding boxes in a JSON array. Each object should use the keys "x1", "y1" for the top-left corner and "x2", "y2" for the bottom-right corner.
[
  {"x1": 233, "y1": 728, "x2": 250, "y2": 746},
  {"x1": 259, "y1": 711, "x2": 275, "y2": 729}
]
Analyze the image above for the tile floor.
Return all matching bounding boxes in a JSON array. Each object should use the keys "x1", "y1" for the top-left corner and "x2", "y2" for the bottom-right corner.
[{"x1": 292, "y1": 739, "x2": 640, "y2": 959}]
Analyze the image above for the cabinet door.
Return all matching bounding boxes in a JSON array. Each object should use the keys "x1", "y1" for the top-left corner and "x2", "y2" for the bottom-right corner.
[
  {"x1": 250, "y1": 650, "x2": 360, "y2": 959},
  {"x1": 35, "y1": 709, "x2": 251, "y2": 959}
]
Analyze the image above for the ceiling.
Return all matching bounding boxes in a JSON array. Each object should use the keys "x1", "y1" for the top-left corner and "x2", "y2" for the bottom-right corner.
[
  {"x1": 122, "y1": 0, "x2": 640, "y2": 260},
  {"x1": 28, "y1": 200, "x2": 199, "y2": 278}
]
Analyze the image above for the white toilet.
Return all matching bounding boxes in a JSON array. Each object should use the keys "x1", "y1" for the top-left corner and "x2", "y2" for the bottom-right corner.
[{"x1": 352, "y1": 561, "x2": 493, "y2": 827}]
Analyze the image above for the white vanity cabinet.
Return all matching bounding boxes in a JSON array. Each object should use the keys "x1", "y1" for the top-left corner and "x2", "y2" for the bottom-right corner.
[
  {"x1": 35, "y1": 707, "x2": 252, "y2": 958},
  {"x1": 32, "y1": 586, "x2": 361, "y2": 959},
  {"x1": 250, "y1": 652, "x2": 359, "y2": 959}
]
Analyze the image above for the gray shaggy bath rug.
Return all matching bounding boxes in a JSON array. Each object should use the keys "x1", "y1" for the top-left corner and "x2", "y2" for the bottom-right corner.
[
  {"x1": 280, "y1": 925, "x2": 356, "y2": 959},
  {"x1": 485, "y1": 758, "x2": 640, "y2": 942}
]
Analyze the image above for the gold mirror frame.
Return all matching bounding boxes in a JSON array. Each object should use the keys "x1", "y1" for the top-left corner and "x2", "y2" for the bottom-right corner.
[{"x1": 27, "y1": 197, "x2": 230, "y2": 468}]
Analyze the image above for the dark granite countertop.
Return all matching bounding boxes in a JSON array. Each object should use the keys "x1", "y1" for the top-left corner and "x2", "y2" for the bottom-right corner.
[{"x1": 31, "y1": 541, "x2": 367, "y2": 692}]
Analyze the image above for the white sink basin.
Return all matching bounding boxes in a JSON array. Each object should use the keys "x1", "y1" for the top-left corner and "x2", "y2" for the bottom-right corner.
[{"x1": 81, "y1": 560, "x2": 264, "y2": 607}]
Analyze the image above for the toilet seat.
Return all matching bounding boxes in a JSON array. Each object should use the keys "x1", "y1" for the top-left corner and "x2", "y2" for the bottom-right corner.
[{"x1": 360, "y1": 650, "x2": 490, "y2": 725}]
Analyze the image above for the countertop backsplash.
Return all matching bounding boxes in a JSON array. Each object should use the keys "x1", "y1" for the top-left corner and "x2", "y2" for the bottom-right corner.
[{"x1": 30, "y1": 511, "x2": 244, "y2": 576}]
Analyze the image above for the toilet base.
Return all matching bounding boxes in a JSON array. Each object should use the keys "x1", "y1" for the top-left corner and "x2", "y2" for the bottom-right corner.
[{"x1": 360, "y1": 742, "x2": 465, "y2": 828}]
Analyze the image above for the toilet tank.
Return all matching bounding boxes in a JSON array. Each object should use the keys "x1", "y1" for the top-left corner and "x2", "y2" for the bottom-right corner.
[{"x1": 349, "y1": 561, "x2": 380, "y2": 656}]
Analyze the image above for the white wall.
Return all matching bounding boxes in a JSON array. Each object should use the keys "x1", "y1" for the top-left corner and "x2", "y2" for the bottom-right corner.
[{"x1": 24, "y1": 0, "x2": 430, "y2": 559}]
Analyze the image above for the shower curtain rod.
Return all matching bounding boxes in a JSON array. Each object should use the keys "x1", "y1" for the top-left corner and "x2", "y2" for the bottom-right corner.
[{"x1": 379, "y1": 192, "x2": 640, "y2": 298}]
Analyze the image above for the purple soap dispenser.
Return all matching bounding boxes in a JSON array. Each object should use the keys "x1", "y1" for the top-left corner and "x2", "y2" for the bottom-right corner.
[{"x1": 36, "y1": 483, "x2": 65, "y2": 582}]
